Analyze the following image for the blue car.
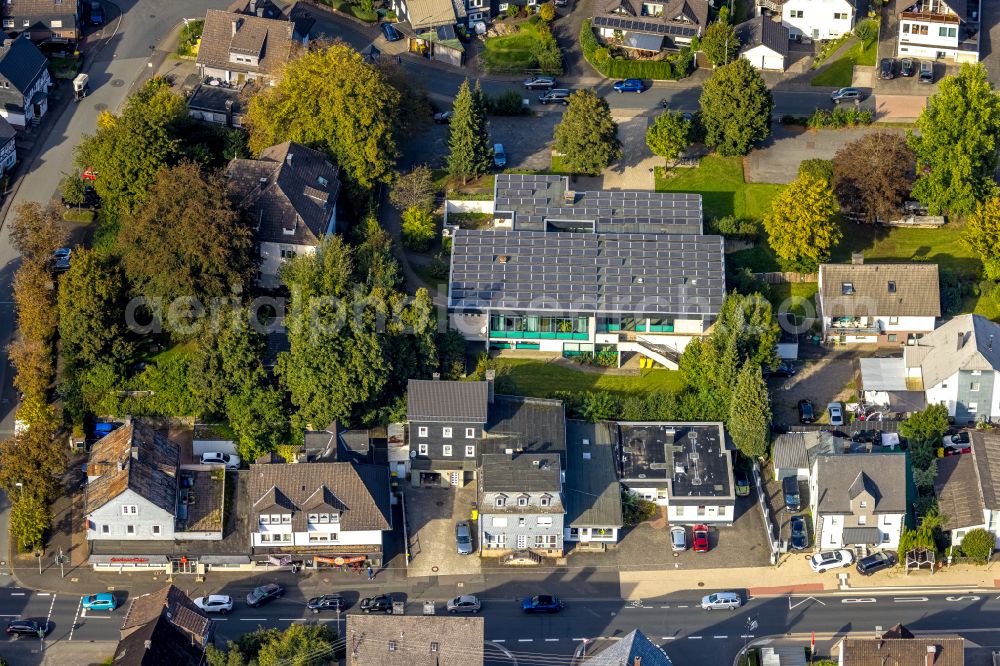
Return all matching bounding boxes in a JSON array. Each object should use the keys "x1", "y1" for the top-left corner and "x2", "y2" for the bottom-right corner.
[
  {"x1": 82, "y1": 593, "x2": 117, "y2": 611},
  {"x1": 613, "y1": 78, "x2": 644, "y2": 93},
  {"x1": 521, "y1": 595, "x2": 563, "y2": 613},
  {"x1": 381, "y1": 22, "x2": 402, "y2": 42}
]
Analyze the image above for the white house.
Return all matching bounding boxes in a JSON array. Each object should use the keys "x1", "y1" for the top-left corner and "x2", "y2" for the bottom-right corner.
[
  {"x1": 478, "y1": 453, "x2": 566, "y2": 557},
  {"x1": 810, "y1": 454, "x2": 907, "y2": 552},
  {"x1": 894, "y1": 0, "x2": 980, "y2": 63},
  {"x1": 934, "y1": 429, "x2": 1000, "y2": 549},
  {"x1": 762, "y1": 0, "x2": 855, "y2": 40},
  {"x1": 0, "y1": 34, "x2": 50, "y2": 128},
  {"x1": 818, "y1": 259, "x2": 940, "y2": 345},
  {"x1": 736, "y1": 15, "x2": 789, "y2": 71}
]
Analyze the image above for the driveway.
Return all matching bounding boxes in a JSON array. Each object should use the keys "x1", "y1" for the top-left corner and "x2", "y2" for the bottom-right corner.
[
  {"x1": 769, "y1": 351, "x2": 865, "y2": 426},
  {"x1": 403, "y1": 485, "x2": 482, "y2": 578}
]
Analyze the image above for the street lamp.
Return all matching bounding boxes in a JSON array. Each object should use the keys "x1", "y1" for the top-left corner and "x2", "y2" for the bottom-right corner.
[{"x1": 34, "y1": 548, "x2": 42, "y2": 575}]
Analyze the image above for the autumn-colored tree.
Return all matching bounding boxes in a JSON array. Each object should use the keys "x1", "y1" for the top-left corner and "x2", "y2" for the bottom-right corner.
[
  {"x1": 963, "y1": 197, "x2": 1000, "y2": 280},
  {"x1": 832, "y1": 131, "x2": 915, "y2": 224},
  {"x1": 13, "y1": 261, "x2": 58, "y2": 344},
  {"x1": 401, "y1": 206, "x2": 437, "y2": 251},
  {"x1": 763, "y1": 173, "x2": 841, "y2": 271},
  {"x1": 8, "y1": 202, "x2": 67, "y2": 264},
  {"x1": 7, "y1": 338, "x2": 53, "y2": 400}
]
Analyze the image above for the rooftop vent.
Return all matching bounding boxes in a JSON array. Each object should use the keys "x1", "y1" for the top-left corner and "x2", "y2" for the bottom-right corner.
[
  {"x1": 563, "y1": 190, "x2": 576, "y2": 204},
  {"x1": 496, "y1": 255, "x2": 510, "y2": 264},
  {"x1": 852, "y1": 252, "x2": 864, "y2": 265}
]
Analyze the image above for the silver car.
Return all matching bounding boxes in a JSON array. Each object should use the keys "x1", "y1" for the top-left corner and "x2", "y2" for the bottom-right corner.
[
  {"x1": 701, "y1": 591, "x2": 741, "y2": 610},
  {"x1": 523, "y1": 75, "x2": 556, "y2": 90},
  {"x1": 456, "y1": 521, "x2": 473, "y2": 555},
  {"x1": 446, "y1": 595, "x2": 481, "y2": 613},
  {"x1": 670, "y1": 526, "x2": 686, "y2": 551}
]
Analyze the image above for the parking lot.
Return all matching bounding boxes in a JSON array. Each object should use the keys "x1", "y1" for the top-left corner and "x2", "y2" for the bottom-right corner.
[
  {"x1": 403, "y1": 484, "x2": 482, "y2": 578},
  {"x1": 770, "y1": 352, "x2": 863, "y2": 426}
]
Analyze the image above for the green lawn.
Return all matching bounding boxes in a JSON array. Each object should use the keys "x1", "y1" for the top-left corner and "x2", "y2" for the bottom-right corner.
[
  {"x1": 830, "y1": 220, "x2": 980, "y2": 278},
  {"x1": 550, "y1": 154, "x2": 573, "y2": 174},
  {"x1": 481, "y1": 22, "x2": 548, "y2": 71},
  {"x1": 498, "y1": 358, "x2": 685, "y2": 397},
  {"x1": 768, "y1": 282, "x2": 819, "y2": 321},
  {"x1": 811, "y1": 39, "x2": 878, "y2": 87},
  {"x1": 655, "y1": 155, "x2": 784, "y2": 221}
]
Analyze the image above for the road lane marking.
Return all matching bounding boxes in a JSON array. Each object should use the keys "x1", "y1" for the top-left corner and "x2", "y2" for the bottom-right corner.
[
  {"x1": 492, "y1": 639, "x2": 505, "y2": 643},
  {"x1": 688, "y1": 636, "x2": 703, "y2": 640},
  {"x1": 241, "y1": 618, "x2": 267, "y2": 621},
  {"x1": 36, "y1": 593, "x2": 50, "y2": 597},
  {"x1": 662, "y1": 637, "x2": 676, "y2": 640},
  {"x1": 68, "y1": 598, "x2": 82, "y2": 641},
  {"x1": 946, "y1": 596, "x2": 982, "y2": 602},
  {"x1": 678, "y1": 605, "x2": 688, "y2": 608},
  {"x1": 713, "y1": 635, "x2": 728, "y2": 639},
  {"x1": 572, "y1": 638, "x2": 586, "y2": 641},
  {"x1": 789, "y1": 596, "x2": 826, "y2": 609},
  {"x1": 893, "y1": 597, "x2": 928, "y2": 603},
  {"x1": 661, "y1": 605, "x2": 670, "y2": 608},
  {"x1": 518, "y1": 639, "x2": 533, "y2": 642},
  {"x1": 741, "y1": 635, "x2": 755, "y2": 639},
  {"x1": 545, "y1": 638, "x2": 559, "y2": 642},
  {"x1": 841, "y1": 598, "x2": 877, "y2": 604},
  {"x1": 10, "y1": 593, "x2": 24, "y2": 596},
  {"x1": 214, "y1": 618, "x2": 229, "y2": 621}
]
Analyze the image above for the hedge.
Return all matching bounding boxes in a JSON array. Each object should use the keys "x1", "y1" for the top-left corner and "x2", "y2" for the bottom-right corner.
[{"x1": 579, "y1": 19, "x2": 689, "y2": 81}]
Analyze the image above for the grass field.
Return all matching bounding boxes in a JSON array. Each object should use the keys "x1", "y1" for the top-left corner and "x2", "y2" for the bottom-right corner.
[
  {"x1": 497, "y1": 358, "x2": 685, "y2": 397},
  {"x1": 768, "y1": 282, "x2": 819, "y2": 320},
  {"x1": 480, "y1": 22, "x2": 548, "y2": 71},
  {"x1": 830, "y1": 221, "x2": 980, "y2": 278},
  {"x1": 811, "y1": 39, "x2": 878, "y2": 87},
  {"x1": 655, "y1": 155, "x2": 784, "y2": 221}
]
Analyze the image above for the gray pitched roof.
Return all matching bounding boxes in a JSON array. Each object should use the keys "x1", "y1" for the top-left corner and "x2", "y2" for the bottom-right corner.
[
  {"x1": 565, "y1": 421, "x2": 623, "y2": 528},
  {"x1": 839, "y1": 630, "x2": 964, "y2": 666},
  {"x1": 0, "y1": 35, "x2": 47, "y2": 106},
  {"x1": 407, "y1": 379, "x2": 489, "y2": 423},
  {"x1": 584, "y1": 629, "x2": 673, "y2": 666},
  {"x1": 971, "y1": 430, "x2": 1000, "y2": 511},
  {"x1": 0, "y1": 115, "x2": 15, "y2": 143},
  {"x1": 450, "y1": 229, "x2": 725, "y2": 316},
  {"x1": 121, "y1": 585, "x2": 211, "y2": 644},
  {"x1": 86, "y1": 422, "x2": 179, "y2": 515},
  {"x1": 226, "y1": 141, "x2": 341, "y2": 247},
  {"x1": 934, "y1": 452, "x2": 986, "y2": 531},
  {"x1": 480, "y1": 453, "x2": 562, "y2": 493},
  {"x1": 595, "y1": 0, "x2": 708, "y2": 40},
  {"x1": 820, "y1": 263, "x2": 941, "y2": 318},
  {"x1": 736, "y1": 15, "x2": 789, "y2": 56},
  {"x1": 814, "y1": 454, "x2": 907, "y2": 514},
  {"x1": 905, "y1": 314, "x2": 1000, "y2": 388},
  {"x1": 773, "y1": 432, "x2": 811, "y2": 470},
  {"x1": 197, "y1": 10, "x2": 293, "y2": 77},
  {"x1": 347, "y1": 615, "x2": 484, "y2": 666}
]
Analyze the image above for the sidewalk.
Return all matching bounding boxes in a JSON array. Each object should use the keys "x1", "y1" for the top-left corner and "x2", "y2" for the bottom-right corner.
[{"x1": 2, "y1": 640, "x2": 116, "y2": 666}]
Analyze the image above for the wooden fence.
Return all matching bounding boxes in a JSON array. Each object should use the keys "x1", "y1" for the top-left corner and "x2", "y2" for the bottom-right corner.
[{"x1": 753, "y1": 272, "x2": 818, "y2": 284}]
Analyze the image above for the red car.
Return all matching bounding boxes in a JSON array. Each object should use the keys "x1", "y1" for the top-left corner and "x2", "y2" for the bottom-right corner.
[{"x1": 692, "y1": 524, "x2": 710, "y2": 552}]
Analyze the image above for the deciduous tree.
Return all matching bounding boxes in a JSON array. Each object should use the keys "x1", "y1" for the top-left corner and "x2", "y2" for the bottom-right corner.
[
  {"x1": 58, "y1": 248, "x2": 132, "y2": 368},
  {"x1": 539, "y1": 2, "x2": 556, "y2": 21},
  {"x1": 963, "y1": 197, "x2": 1000, "y2": 279},
  {"x1": 554, "y1": 90, "x2": 622, "y2": 175},
  {"x1": 959, "y1": 527, "x2": 994, "y2": 563},
  {"x1": 728, "y1": 362, "x2": 771, "y2": 458},
  {"x1": 646, "y1": 111, "x2": 692, "y2": 164},
  {"x1": 699, "y1": 58, "x2": 773, "y2": 156},
  {"x1": 447, "y1": 80, "x2": 493, "y2": 185},
  {"x1": 13, "y1": 262, "x2": 58, "y2": 345},
  {"x1": 9, "y1": 494, "x2": 49, "y2": 552},
  {"x1": 390, "y1": 165, "x2": 436, "y2": 212},
  {"x1": 401, "y1": 206, "x2": 437, "y2": 251},
  {"x1": 700, "y1": 18, "x2": 739, "y2": 67},
  {"x1": 763, "y1": 173, "x2": 841, "y2": 271},
  {"x1": 900, "y1": 404, "x2": 949, "y2": 471},
  {"x1": 9, "y1": 202, "x2": 67, "y2": 263},
  {"x1": 833, "y1": 131, "x2": 915, "y2": 224}
]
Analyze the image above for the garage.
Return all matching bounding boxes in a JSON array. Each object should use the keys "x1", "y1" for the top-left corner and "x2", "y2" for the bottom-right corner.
[{"x1": 736, "y1": 16, "x2": 789, "y2": 72}]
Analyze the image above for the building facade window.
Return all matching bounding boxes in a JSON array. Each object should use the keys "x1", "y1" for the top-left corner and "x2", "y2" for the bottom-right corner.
[
  {"x1": 418, "y1": 426, "x2": 428, "y2": 437},
  {"x1": 972, "y1": 383, "x2": 981, "y2": 392},
  {"x1": 418, "y1": 443, "x2": 428, "y2": 455},
  {"x1": 465, "y1": 445, "x2": 475, "y2": 457},
  {"x1": 466, "y1": 428, "x2": 475, "y2": 438},
  {"x1": 280, "y1": 248, "x2": 296, "y2": 259},
  {"x1": 968, "y1": 402, "x2": 979, "y2": 412},
  {"x1": 888, "y1": 316, "x2": 899, "y2": 325},
  {"x1": 443, "y1": 445, "x2": 453, "y2": 456},
  {"x1": 442, "y1": 427, "x2": 452, "y2": 438},
  {"x1": 101, "y1": 524, "x2": 110, "y2": 534},
  {"x1": 122, "y1": 505, "x2": 138, "y2": 515},
  {"x1": 152, "y1": 525, "x2": 161, "y2": 535},
  {"x1": 833, "y1": 12, "x2": 846, "y2": 18},
  {"x1": 790, "y1": 9, "x2": 803, "y2": 17},
  {"x1": 939, "y1": 26, "x2": 956, "y2": 37},
  {"x1": 126, "y1": 525, "x2": 135, "y2": 535},
  {"x1": 518, "y1": 495, "x2": 529, "y2": 507},
  {"x1": 537, "y1": 516, "x2": 553, "y2": 526}
]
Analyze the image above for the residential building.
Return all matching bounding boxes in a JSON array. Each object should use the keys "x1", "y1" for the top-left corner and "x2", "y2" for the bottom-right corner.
[
  {"x1": 1, "y1": 0, "x2": 80, "y2": 42},
  {"x1": 248, "y1": 461, "x2": 392, "y2": 566},
  {"x1": 0, "y1": 116, "x2": 15, "y2": 171},
  {"x1": 756, "y1": 0, "x2": 855, "y2": 41},
  {"x1": 760, "y1": 647, "x2": 808, "y2": 666},
  {"x1": 933, "y1": 429, "x2": 1000, "y2": 548},
  {"x1": 617, "y1": 422, "x2": 735, "y2": 523},
  {"x1": 478, "y1": 453, "x2": 565, "y2": 556},
  {"x1": 736, "y1": 15, "x2": 789, "y2": 70},
  {"x1": 592, "y1": 0, "x2": 708, "y2": 55},
  {"x1": 904, "y1": 313, "x2": 1000, "y2": 422},
  {"x1": 772, "y1": 430, "x2": 902, "y2": 482},
  {"x1": 113, "y1": 585, "x2": 213, "y2": 666},
  {"x1": 347, "y1": 614, "x2": 484, "y2": 666},
  {"x1": 836, "y1": 624, "x2": 964, "y2": 666},
  {"x1": 564, "y1": 421, "x2": 623, "y2": 547},
  {"x1": 187, "y1": 84, "x2": 244, "y2": 128},
  {"x1": 0, "y1": 34, "x2": 50, "y2": 128},
  {"x1": 894, "y1": 0, "x2": 980, "y2": 63},
  {"x1": 197, "y1": 9, "x2": 294, "y2": 85},
  {"x1": 583, "y1": 629, "x2": 673, "y2": 665},
  {"x1": 392, "y1": 0, "x2": 461, "y2": 31},
  {"x1": 817, "y1": 259, "x2": 940, "y2": 345},
  {"x1": 858, "y1": 356, "x2": 927, "y2": 415},
  {"x1": 226, "y1": 141, "x2": 341, "y2": 288},
  {"x1": 810, "y1": 453, "x2": 907, "y2": 551},
  {"x1": 449, "y1": 174, "x2": 724, "y2": 369}
]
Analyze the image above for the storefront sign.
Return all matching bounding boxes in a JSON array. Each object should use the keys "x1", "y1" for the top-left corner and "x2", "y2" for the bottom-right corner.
[
  {"x1": 109, "y1": 557, "x2": 149, "y2": 564},
  {"x1": 316, "y1": 555, "x2": 366, "y2": 565}
]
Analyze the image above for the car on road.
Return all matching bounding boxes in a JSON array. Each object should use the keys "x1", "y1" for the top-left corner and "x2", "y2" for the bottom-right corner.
[
  {"x1": 82, "y1": 593, "x2": 117, "y2": 611},
  {"x1": 446, "y1": 595, "x2": 482, "y2": 613},
  {"x1": 827, "y1": 402, "x2": 844, "y2": 426},
  {"x1": 879, "y1": 58, "x2": 896, "y2": 80},
  {"x1": 538, "y1": 88, "x2": 571, "y2": 105},
  {"x1": 830, "y1": 87, "x2": 863, "y2": 103},
  {"x1": 810, "y1": 549, "x2": 854, "y2": 573},
  {"x1": 522, "y1": 595, "x2": 563, "y2": 613},
  {"x1": 856, "y1": 551, "x2": 897, "y2": 576},
  {"x1": 246, "y1": 584, "x2": 284, "y2": 608},
  {"x1": 360, "y1": 595, "x2": 394, "y2": 614},
  {"x1": 52, "y1": 247, "x2": 72, "y2": 272},
  {"x1": 433, "y1": 110, "x2": 452, "y2": 124},
  {"x1": 900, "y1": 58, "x2": 916, "y2": 77},
  {"x1": 380, "y1": 22, "x2": 402, "y2": 42},
  {"x1": 919, "y1": 60, "x2": 934, "y2": 83},
  {"x1": 523, "y1": 75, "x2": 556, "y2": 89},
  {"x1": 613, "y1": 78, "x2": 645, "y2": 93},
  {"x1": 493, "y1": 143, "x2": 507, "y2": 169},
  {"x1": 194, "y1": 595, "x2": 233, "y2": 614},
  {"x1": 456, "y1": 520, "x2": 474, "y2": 555},
  {"x1": 692, "y1": 524, "x2": 710, "y2": 552},
  {"x1": 734, "y1": 470, "x2": 751, "y2": 497},
  {"x1": 201, "y1": 451, "x2": 240, "y2": 470},
  {"x1": 798, "y1": 400, "x2": 815, "y2": 424},
  {"x1": 700, "y1": 591, "x2": 741, "y2": 610},
  {"x1": 307, "y1": 594, "x2": 346, "y2": 613},
  {"x1": 89, "y1": 1, "x2": 104, "y2": 25},
  {"x1": 790, "y1": 515, "x2": 808, "y2": 550},
  {"x1": 670, "y1": 525, "x2": 687, "y2": 551},
  {"x1": 6, "y1": 620, "x2": 48, "y2": 637}
]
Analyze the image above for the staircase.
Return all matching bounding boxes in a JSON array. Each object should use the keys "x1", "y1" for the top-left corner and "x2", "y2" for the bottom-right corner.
[{"x1": 618, "y1": 336, "x2": 682, "y2": 369}]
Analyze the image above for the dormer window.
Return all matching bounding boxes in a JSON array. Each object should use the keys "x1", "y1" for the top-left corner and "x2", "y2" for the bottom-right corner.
[
  {"x1": 281, "y1": 514, "x2": 291, "y2": 524},
  {"x1": 431, "y1": 643, "x2": 439, "y2": 653},
  {"x1": 540, "y1": 495, "x2": 551, "y2": 507},
  {"x1": 842, "y1": 282, "x2": 854, "y2": 295},
  {"x1": 495, "y1": 496, "x2": 506, "y2": 507},
  {"x1": 260, "y1": 515, "x2": 270, "y2": 524},
  {"x1": 859, "y1": 501, "x2": 867, "y2": 508},
  {"x1": 318, "y1": 176, "x2": 329, "y2": 187},
  {"x1": 308, "y1": 513, "x2": 318, "y2": 523},
  {"x1": 517, "y1": 495, "x2": 529, "y2": 507}
]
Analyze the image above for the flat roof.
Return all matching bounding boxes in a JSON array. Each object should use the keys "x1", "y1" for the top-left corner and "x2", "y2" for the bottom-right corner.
[
  {"x1": 617, "y1": 422, "x2": 733, "y2": 501},
  {"x1": 485, "y1": 395, "x2": 567, "y2": 461},
  {"x1": 565, "y1": 421, "x2": 623, "y2": 528}
]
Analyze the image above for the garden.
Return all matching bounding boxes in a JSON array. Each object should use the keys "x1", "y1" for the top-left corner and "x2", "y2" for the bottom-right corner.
[
  {"x1": 810, "y1": 19, "x2": 879, "y2": 88},
  {"x1": 579, "y1": 19, "x2": 693, "y2": 80},
  {"x1": 480, "y1": 14, "x2": 562, "y2": 74},
  {"x1": 320, "y1": 0, "x2": 380, "y2": 22}
]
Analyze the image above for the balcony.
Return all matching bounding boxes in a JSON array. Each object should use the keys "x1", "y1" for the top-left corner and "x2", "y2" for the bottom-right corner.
[
  {"x1": 489, "y1": 330, "x2": 589, "y2": 340},
  {"x1": 900, "y1": 10, "x2": 961, "y2": 22}
]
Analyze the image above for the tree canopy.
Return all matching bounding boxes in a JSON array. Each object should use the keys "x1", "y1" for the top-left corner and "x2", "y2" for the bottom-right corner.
[
  {"x1": 701, "y1": 18, "x2": 739, "y2": 67},
  {"x1": 833, "y1": 131, "x2": 915, "y2": 224},
  {"x1": 390, "y1": 165, "x2": 436, "y2": 212},
  {"x1": 728, "y1": 363, "x2": 771, "y2": 458},
  {"x1": 646, "y1": 111, "x2": 692, "y2": 164},
  {"x1": 9, "y1": 202, "x2": 67, "y2": 264},
  {"x1": 553, "y1": 90, "x2": 622, "y2": 175},
  {"x1": 58, "y1": 248, "x2": 133, "y2": 369},
  {"x1": 963, "y1": 197, "x2": 1000, "y2": 280},
  {"x1": 447, "y1": 80, "x2": 493, "y2": 185},
  {"x1": 899, "y1": 404, "x2": 949, "y2": 472},
  {"x1": 764, "y1": 173, "x2": 841, "y2": 271},
  {"x1": 699, "y1": 58, "x2": 773, "y2": 156}
]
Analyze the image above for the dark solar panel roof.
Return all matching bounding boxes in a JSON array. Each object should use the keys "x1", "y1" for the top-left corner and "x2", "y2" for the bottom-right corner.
[
  {"x1": 592, "y1": 14, "x2": 700, "y2": 37},
  {"x1": 449, "y1": 229, "x2": 725, "y2": 316}
]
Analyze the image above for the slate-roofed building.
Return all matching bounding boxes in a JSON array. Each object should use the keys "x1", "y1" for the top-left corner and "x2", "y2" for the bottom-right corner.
[
  {"x1": 1, "y1": 0, "x2": 80, "y2": 43},
  {"x1": 817, "y1": 259, "x2": 940, "y2": 345},
  {"x1": 592, "y1": 0, "x2": 708, "y2": 54},
  {"x1": 248, "y1": 461, "x2": 392, "y2": 566},
  {"x1": 583, "y1": 629, "x2": 673, "y2": 665},
  {"x1": 187, "y1": 83, "x2": 244, "y2": 128},
  {"x1": 564, "y1": 421, "x2": 622, "y2": 547},
  {"x1": 347, "y1": 614, "x2": 485, "y2": 666},
  {"x1": 836, "y1": 624, "x2": 964, "y2": 666},
  {"x1": 226, "y1": 141, "x2": 341, "y2": 288},
  {"x1": 0, "y1": 116, "x2": 16, "y2": 172},
  {"x1": 736, "y1": 15, "x2": 789, "y2": 70},
  {"x1": 0, "y1": 34, "x2": 50, "y2": 128},
  {"x1": 120, "y1": 585, "x2": 212, "y2": 648},
  {"x1": 196, "y1": 9, "x2": 294, "y2": 85},
  {"x1": 478, "y1": 453, "x2": 565, "y2": 556},
  {"x1": 934, "y1": 429, "x2": 1000, "y2": 548},
  {"x1": 112, "y1": 612, "x2": 208, "y2": 666}
]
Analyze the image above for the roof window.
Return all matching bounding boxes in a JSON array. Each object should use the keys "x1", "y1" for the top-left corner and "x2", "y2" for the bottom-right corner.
[
  {"x1": 888, "y1": 281, "x2": 896, "y2": 293},
  {"x1": 842, "y1": 282, "x2": 854, "y2": 295}
]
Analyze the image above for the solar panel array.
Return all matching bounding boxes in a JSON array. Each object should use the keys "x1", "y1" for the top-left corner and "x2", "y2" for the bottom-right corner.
[
  {"x1": 449, "y1": 229, "x2": 725, "y2": 315},
  {"x1": 592, "y1": 14, "x2": 700, "y2": 37}
]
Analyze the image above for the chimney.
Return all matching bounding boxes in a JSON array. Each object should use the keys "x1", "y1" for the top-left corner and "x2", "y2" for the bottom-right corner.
[
  {"x1": 485, "y1": 370, "x2": 495, "y2": 404},
  {"x1": 852, "y1": 252, "x2": 864, "y2": 265},
  {"x1": 231, "y1": 18, "x2": 240, "y2": 36},
  {"x1": 144, "y1": 640, "x2": 152, "y2": 650},
  {"x1": 926, "y1": 644, "x2": 937, "y2": 666},
  {"x1": 957, "y1": 332, "x2": 965, "y2": 351},
  {"x1": 131, "y1": 445, "x2": 140, "y2": 461},
  {"x1": 432, "y1": 372, "x2": 440, "y2": 380},
  {"x1": 634, "y1": 657, "x2": 642, "y2": 666},
  {"x1": 286, "y1": 152, "x2": 293, "y2": 166}
]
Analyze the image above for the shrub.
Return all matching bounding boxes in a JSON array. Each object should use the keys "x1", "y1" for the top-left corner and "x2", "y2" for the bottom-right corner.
[
  {"x1": 401, "y1": 206, "x2": 437, "y2": 251},
  {"x1": 177, "y1": 19, "x2": 204, "y2": 56},
  {"x1": 63, "y1": 209, "x2": 95, "y2": 223},
  {"x1": 807, "y1": 107, "x2": 873, "y2": 129},
  {"x1": 622, "y1": 491, "x2": 657, "y2": 526},
  {"x1": 960, "y1": 528, "x2": 995, "y2": 563},
  {"x1": 506, "y1": 4, "x2": 519, "y2": 17},
  {"x1": 539, "y1": 2, "x2": 555, "y2": 21},
  {"x1": 798, "y1": 158, "x2": 834, "y2": 183},
  {"x1": 854, "y1": 18, "x2": 879, "y2": 46},
  {"x1": 579, "y1": 19, "x2": 686, "y2": 80},
  {"x1": 710, "y1": 215, "x2": 760, "y2": 239}
]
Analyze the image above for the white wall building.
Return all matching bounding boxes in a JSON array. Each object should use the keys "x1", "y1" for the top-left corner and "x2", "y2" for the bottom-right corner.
[
  {"x1": 759, "y1": 0, "x2": 854, "y2": 40},
  {"x1": 894, "y1": 0, "x2": 980, "y2": 63}
]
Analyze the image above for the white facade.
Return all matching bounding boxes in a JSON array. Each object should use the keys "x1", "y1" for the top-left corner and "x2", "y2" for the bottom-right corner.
[
  {"x1": 253, "y1": 518, "x2": 384, "y2": 549},
  {"x1": 822, "y1": 314, "x2": 936, "y2": 344},
  {"x1": 897, "y1": 13, "x2": 978, "y2": 62},
  {"x1": 780, "y1": 0, "x2": 854, "y2": 39},
  {"x1": 919, "y1": 369, "x2": 1000, "y2": 419},
  {"x1": 950, "y1": 511, "x2": 1000, "y2": 549},
  {"x1": 564, "y1": 526, "x2": 619, "y2": 542},
  {"x1": 742, "y1": 43, "x2": 785, "y2": 70},
  {"x1": 669, "y1": 502, "x2": 732, "y2": 523},
  {"x1": 0, "y1": 67, "x2": 50, "y2": 129},
  {"x1": 258, "y1": 241, "x2": 318, "y2": 289},
  {"x1": 87, "y1": 488, "x2": 176, "y2": 541},
  {"x1": 815, "y1": 512, "x2": 904, "y2": 549}
]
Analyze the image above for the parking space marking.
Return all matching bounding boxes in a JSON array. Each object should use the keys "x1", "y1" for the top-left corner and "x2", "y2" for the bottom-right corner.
[
  {"x1": 714, "y1": 635, "x2": 728, "y2": 639},
  {"x1": 688, "y1": 636, "x2": 703, "y2": 640}
]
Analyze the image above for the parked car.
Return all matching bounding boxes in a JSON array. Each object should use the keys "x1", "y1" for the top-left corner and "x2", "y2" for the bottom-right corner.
[
  {"x1": 613, "y1": 78, "x2": 645, "y2": 93},
  {"x1": 692, "y1": 524, "x2": 710, "y2": 552},
  {"x1": 52, "y1": 247, "x2": 72, "y2": 272},
  {"x1": 89, "y1": 1, "x2": 104, "y2": 25},
  {"x1": 360, "y1": 595, "x2": 394, "y2": 614},
  {"x1": 809, "y1": 549, "x2": 854, "y2": 573},
  {"x1": 798, "y1": 400, "x2": 815, "y2": 424},
  {"x1": 6, "y1": 620, "x2": 48, "y2": 637},
  {"x1": 523, "y1": 75, "x2": 556, "y2": 89},
  {"x1": 538, "y1": 89, "x2": 571, "y2": 105},
  {"x1": 455, "y1": 520, "x2": 473, "y2": 555},
  {"x1": 700, "y1": 591, "x2": 741, "y2": 610},
  {"x1": 783, "y1": 476, "x2": 801, "y2": 512},
  {"x1": 493, "y1": 143, "x2": 507, "y2": 169},
  {"x1": 764, "y1": 362, "x2": 796, "y2": 378},
  {"x1": 900, "y1": 58, "x2": 916, "y2": 77},
  {"x1": 446, "y1": 595, "x2": 481, "y2": 613},
  {"x1": 194, "y1": 595, "x2": 233, "y2": 614},
  {"x1": 942, "y1": 431, "x2": 970, "y2": 448},
  {"x1": 82, "y1": 593, "x2": 117, "y2": 611},
  {"x1": 307, "y1": 594, "x2": 346, "y2": 613},
  {"x1": 856, "y1": 550, "x2": 897, "y2": 576},
  {"x1": 433, "y1": 110, "x2": 452, "y2": 124},
  {"x1": 879, "y1": 58, "x2": 896, "y2": 80},
  {"x1": 521, "y1": 595, "x2": 563, "y2": 613},
  {"x1": 831, "y1": 87, "x2": 863, "y2": 103},
  {"x1": 734, "y1": 470, "x2": 750, "y2": 497},
  {"x1": 246, "y1": 584, "x2": 284, "y2": 608},
  {"x1": 670, "y1": 525, "x2": 687, "y2": 551},
  {"x1": 201, "y1": 451, "x2": 240, "y2": 470},
  {"x1": 380, "y1": 22, "x2": 402, "y2": 42},
  {"x1": 919, "y1": 60, "x2": 934, "y2": 84},
  {"x1": 827, "y1": 402, "x2": 844, "y2": 426},
  {"x1": 789, "y1": 515, "x2": 808, "y2": 550}
]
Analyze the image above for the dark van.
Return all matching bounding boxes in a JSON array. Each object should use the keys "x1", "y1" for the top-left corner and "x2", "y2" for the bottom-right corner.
[{"x1": 783, "y1": 476, "x2": 801, "y2": 512}]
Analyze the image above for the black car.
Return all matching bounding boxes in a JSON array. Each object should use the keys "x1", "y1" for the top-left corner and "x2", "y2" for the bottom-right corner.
[
  {"x1": 764, "y1": 362, "x2": 796, "y2": 378},
  {"x1": 900, "y1": 58, "x2": 916, "y2": 77},
  {"x1": 789, "y1": 515, "x2": 808, "y2": 550},
  {"x1": 856, "y1": 551, "x2": 897, "y2": 576},
  {"x1": 89, "y1": 1, "x2": 104, "y2": 25},
  {"x1": 307, "y1": 594, "x2": 346, "y2": 613},
  {"x1": 797, "y1": 400, "x2": 815, "y2": 424},
  {"x1": 360, "y1": 595, "x2": 394, "y2": 614},
  {"x1": 380, "y1": 22, "x2": 402, "y2": 42},
  {"x1": 879, "y1": 58, "x2": 896, "y2": 80},
  {"x1": 246, "y1": 584, "x2": 284, "y2": 608},
  {"x1": 6, "y1": 620, "x2": 47, "y2": 637}
]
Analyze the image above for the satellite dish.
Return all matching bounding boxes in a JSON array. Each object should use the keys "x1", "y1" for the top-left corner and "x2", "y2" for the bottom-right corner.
[{"x1": 409, "y1": 450, "x2": 417, "y2": 458}]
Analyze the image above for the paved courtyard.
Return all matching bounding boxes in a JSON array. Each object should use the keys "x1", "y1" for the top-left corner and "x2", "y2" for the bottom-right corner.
[
  {"x1": 404, "y1": 484, "x2": 482, "y2": 578},
  {"x1": 745, "y1": 126, "x2": 906, "y2": 183},
  {"x1": 770, "y1": 353, "x2": 862, "y2": 426}
]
